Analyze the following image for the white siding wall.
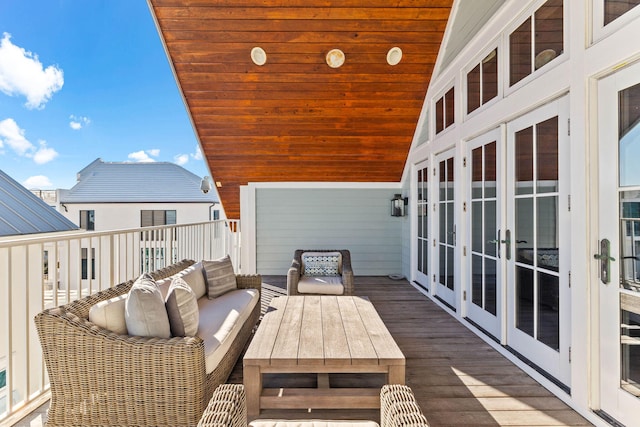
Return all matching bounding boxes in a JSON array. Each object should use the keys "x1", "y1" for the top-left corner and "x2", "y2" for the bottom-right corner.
[
  {"x1": 255, "y1": 188, "x2": 403, "y2": 275},
  {"x1": 60, "y1": 202, "x2": 216, "y2": 231}
]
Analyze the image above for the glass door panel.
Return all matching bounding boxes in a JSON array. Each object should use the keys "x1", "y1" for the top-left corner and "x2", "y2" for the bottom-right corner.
[
  {"x1": 597, "y1": 68, "x2": 640, "y2": 424},
  {"x1": 506, "y1": 97, "x2": 569, "y2": 386},
  {"x1": 467, "y1": 128, "x2": 503, "y2": 339},
  {"x1": 416, "y1": 160, "x2": 430, "y2": 289},
  {"x1": 436, "y1": 150, "x2": 456, "y2": 308}
]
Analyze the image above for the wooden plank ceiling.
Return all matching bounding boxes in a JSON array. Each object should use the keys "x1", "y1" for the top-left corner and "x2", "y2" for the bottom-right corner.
[{"x1": 149, "y1": 0, "x2": 453, "y2": 218}]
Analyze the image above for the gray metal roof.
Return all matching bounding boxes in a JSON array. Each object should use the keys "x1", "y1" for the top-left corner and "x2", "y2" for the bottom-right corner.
[
  {"x1": 0, "y1": 169, "x2": 78, "y2": 237},
  {"x1": 60, "y1": 159, "x2": 218, "y2": 203}
]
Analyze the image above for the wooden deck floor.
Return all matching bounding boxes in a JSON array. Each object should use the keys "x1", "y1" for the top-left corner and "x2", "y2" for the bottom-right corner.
[
  {"x1": 230, "y1": 276, "x2": 593, "y2": 426},
  {"x1": 12, "y1": 276, "x2": 593, "y2": 427}
]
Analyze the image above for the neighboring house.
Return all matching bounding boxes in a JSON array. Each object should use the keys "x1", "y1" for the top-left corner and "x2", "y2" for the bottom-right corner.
[
  {"x1": 58, "y1": 158, "x2": 221, "y2": 232},
  {"x1": 0, "y1": 169, "x2": 77, "y2": 237},
  {"x1": 56, "y1": 159, "x2": 221, "y2": 276}
]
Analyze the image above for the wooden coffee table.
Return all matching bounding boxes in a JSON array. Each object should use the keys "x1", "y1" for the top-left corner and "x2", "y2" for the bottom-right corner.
[{"x1": 243, "y1": 295, "x2": 405, "y2": 417}]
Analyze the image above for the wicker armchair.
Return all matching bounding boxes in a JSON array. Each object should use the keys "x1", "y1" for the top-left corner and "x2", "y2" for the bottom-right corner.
[
  {"x1": 198, "y1": 383, "x2": 429, "y2": 427},
  {"x1": 34, "y1": 259, "x2": 262, "y2": 427},
  {"x1": 287, "y1": 249, "x2": 354, "y2": 296}
]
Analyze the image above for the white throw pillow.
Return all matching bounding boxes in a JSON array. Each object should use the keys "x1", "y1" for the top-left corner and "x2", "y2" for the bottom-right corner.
[
  {"x1": 125, "y1": 273, "x2": 171, "y2": 338},
  {"x1": 179, "y1": 261, "x2": 207, "y2": 299},
  {"x1": 165, "y1": 277, "x2": 199, "y2": 337},
  {"x1": 203, "y1": 255, "x2": 237, "y2": 299},
  {"x1": 89, "y1": 294, "x2": 128, "y2": 335}
]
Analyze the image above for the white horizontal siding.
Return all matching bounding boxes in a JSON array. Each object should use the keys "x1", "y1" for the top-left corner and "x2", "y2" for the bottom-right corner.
[{"x1": 256, "y1": 188, "x2": 403, "y2": 275}]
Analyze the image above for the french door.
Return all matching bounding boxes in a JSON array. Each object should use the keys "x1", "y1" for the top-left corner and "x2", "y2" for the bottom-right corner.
[
  {"x1": 415, "y1": 160, "x2": 430, "y2": 289},
  {"x1": 505, "y1": 97, "x2": 570, "y2": 385},
  {"x1": 435, "y1": 149, "x2": 456, "y2": 308},
  {"x1": 466, "y1": 128, "x2": 503, "y2": 339},
  {"x1": 596, "y1": 63, "x2": 640, "y2": 425}
]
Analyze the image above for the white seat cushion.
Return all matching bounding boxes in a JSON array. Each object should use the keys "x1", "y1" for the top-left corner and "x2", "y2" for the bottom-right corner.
[
  {"x1": 250, "y1": 421, "x2": 379, "y2": 427},
  {"x1": 297, "y1": 276, "x2": 344, "y2": 295},
  {"x1": 197, "y1": 288, "x2": 259, "y2": 374}
]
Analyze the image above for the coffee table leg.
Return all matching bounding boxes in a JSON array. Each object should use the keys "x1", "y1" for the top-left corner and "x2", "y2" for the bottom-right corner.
[
  {"x1": 244, "y1": 365, "x2": 262, "y2": 417},
  {"x1": 388, "y1": 364, "x2": 406, "y2": 385}
]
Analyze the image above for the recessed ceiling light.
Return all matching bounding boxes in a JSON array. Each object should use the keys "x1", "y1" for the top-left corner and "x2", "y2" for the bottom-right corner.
[
  {"x1": 251, "y1": 47, "x2": 267, "y2": 66},
  {"x1": 326, "y1": 49, "x2": 345, "y2": 68},
  {"x1": 387, "y1": 47, "x2": 402, "y2": 66}
]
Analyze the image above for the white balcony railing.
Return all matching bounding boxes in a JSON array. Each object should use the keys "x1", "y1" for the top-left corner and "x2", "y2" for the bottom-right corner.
[{"x1": 0, "y1": 219, "x2": 240, "y2": 425}]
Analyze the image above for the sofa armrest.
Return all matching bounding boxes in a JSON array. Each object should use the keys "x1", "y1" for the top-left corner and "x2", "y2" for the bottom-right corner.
[
  {"x1": 339, "y1": 250, "x2": 354, "y2": 295},
  {"x1": 35, "y1": 308, "x2": 208, "y2": 426},
  {"x1": 198, "y1": 383, "x2": 247, "y2": 427},
  {"x1": 380, "y1": 385, "x2": 429, "y2": 427},
  {"x1": 287, "y1": 251, "x2": 304, "y2": 296},
  {"x1": 236, "y1": 274, "x2": 262, "y2": 293}
]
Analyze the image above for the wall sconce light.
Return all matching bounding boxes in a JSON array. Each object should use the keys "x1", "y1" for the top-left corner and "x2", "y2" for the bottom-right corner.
[{"x1": 391, "y1": 194, "x2": 408, "y2": 217}]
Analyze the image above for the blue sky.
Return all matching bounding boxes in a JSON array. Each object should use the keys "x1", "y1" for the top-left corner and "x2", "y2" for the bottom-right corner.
[{"x1": 0, "y1": 1, "x2": 207, "y2": 190}]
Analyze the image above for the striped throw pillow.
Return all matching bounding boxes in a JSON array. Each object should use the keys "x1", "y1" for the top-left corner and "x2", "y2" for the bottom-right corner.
[{"x1": 203, "y1": 255, "x2": 237, "y2": 298}]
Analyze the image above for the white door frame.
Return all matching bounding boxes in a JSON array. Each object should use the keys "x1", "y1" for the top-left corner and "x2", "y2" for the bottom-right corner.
[
  {"x1": 414, "y1": 159, "x2": 431, "y2": 291},
  {"x1": 434, "y1": 148, "x2": 457, "y2": 309},
  {"x1": 505, "y1": 95, "x2": 571, "y2": 386},
  {"x1": 465, "y1": 127, "x2": 504, "y2": 340},
  {"x1": 595, "y1": 62, "x2": 640, "y2": 426}
]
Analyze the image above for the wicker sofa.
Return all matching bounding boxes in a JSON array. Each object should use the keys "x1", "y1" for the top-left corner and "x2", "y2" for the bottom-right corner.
[
  {"x1": 34, "y1": 259, "x2": 261, "y2": 427},
  {"x1": 198, "y1": 383, "x2": 429, "y2": 427},
  {"x1": 287, "y1": 249, "x2": 354, "y2": 296}
]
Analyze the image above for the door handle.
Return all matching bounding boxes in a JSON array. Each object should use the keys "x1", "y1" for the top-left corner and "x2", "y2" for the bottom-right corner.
[
  {"x1": 594, "y1": 238, "x2": 615, "y2": 284},
  {"x1": 488, "y1": 229, "x2": 511, "y2": 260}
]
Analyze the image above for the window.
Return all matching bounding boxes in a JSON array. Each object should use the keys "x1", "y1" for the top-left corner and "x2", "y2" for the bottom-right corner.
[
  {"x1": 141, "y1": 210, "x2": 177, "y2": 227},
  {"x1": 604, "y1": 0, "x2": 640, "y2": 25},
  {"x1": 79, "y1": 210, "x2": 95, "y2": 230},
  {"x1": 509, "y1": 0, "x2": 563, "y2": 86},
  {"x1": 435, "y1": 87, "x2": 455, "y2": 134},
  {"x1": 81, "y1": 248, "x2": 95, "y2": 280},
  {"x1": 141, "y1": 210, "x2": 177, "y2": 241},
  {"x1": 467, "y1": 49, "x2": 499, "y2": 114},
  {"x1": 0, "y1": 369, "x2": 5, "y2": 389}
]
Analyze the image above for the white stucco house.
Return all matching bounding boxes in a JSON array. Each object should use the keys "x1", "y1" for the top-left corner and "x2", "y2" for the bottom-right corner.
[{"x1": 57, "y1": 159, "x2": 221, "y2": 231}]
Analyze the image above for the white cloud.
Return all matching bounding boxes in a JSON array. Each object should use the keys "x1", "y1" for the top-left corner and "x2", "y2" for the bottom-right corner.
[
  {"x1": 147, "y1": 148, "x2": 160, "y2": 157},
  {"x1": 0, "y1": 33, "x2": 64, "y2": 109},
  {"x1": 128, "y1": 150, "x2": 155, "y2": 162},
  {"x1": 23, "y1": 175, "x2": 52, "y2": 189},
  {"x1": 0, "y1": 118, "x2": 60, "y2": 165},
  {"x1": 174, "y1": 154, "x2": 189, "y2": 165},
  {"x1": 69, "y1": 115, "x2": 90, "y2": 130},
  {"x1": 174, "y1": 146, "x2": 203, "y2": 167},
  {"x1": 191, "y1": 145, "x2": 203, "y2": 160},
  {"x1": 33, "y1": 140, "x2": 58, "y2": 164},
  {"x1": 0, "y1": 118, "x2": 34, "y2": 155}
]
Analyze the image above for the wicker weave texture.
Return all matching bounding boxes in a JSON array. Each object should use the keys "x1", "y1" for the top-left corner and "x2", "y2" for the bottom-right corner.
[
  {"x1": 34, "y1": 259, "x2": 262, "y2": 427},
  {"x1": 287, "y1": 249, "x2": 354, "y2": 296},
  {"x1": 197, "y1": 384, "x2": 428, "y2": 427}
]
